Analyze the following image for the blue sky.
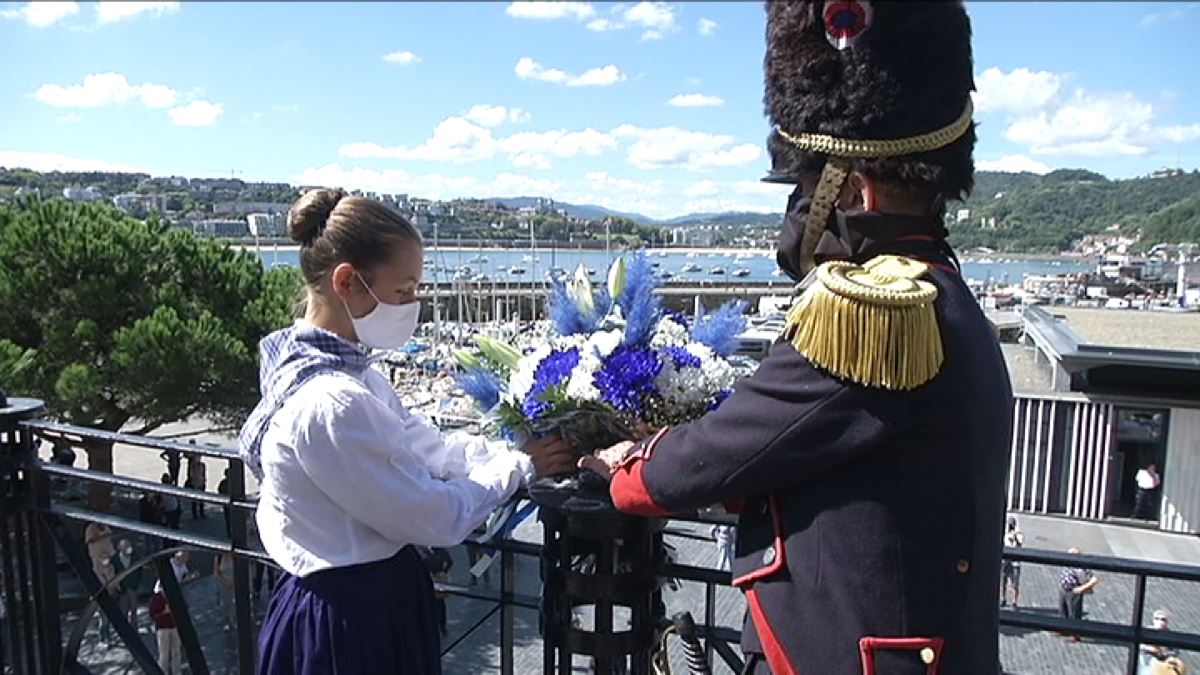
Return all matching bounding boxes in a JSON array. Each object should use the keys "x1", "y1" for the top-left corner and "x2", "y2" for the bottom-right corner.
[{"x1": 1, "y1": 1, "x2": 1197, "y2": 219}]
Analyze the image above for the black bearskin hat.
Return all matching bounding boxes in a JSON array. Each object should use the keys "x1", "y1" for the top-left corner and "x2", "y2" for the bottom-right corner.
[{"x1": 764, "y1": 1, "x2": 977, "y2": 202}]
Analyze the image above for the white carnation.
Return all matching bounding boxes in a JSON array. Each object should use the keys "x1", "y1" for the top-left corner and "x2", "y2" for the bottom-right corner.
[
  {"x1": 649, "y1": 317, "x2": 688, "y2": 349},
  {"x1": 505, "y1": 344, "x2": 551, "y2": 404}
]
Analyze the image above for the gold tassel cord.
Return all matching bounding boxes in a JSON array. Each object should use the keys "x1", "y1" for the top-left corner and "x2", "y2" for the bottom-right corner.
[
  {"x1": 784, "y1": 256, "x2": 944, "y2": 390},
  {"x1": 776, "y1": 100, "x2": 975, "y2": 158}
]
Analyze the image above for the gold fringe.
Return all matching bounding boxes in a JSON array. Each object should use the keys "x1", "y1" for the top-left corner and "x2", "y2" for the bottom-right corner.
[{"x1": 783, "y1": 256, "x2": 944, "y2": 390}]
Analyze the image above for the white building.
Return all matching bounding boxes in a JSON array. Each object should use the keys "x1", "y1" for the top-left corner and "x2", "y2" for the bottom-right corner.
[
  {"x1": 192, "y1": 219, "x2": 249, "y2": 238},
  {"x1": 62, "y1": 186, "x2": 102, "y2": 202},
  {"x1": 246, "y1": 212, "x2": 286, "y2": 238}
]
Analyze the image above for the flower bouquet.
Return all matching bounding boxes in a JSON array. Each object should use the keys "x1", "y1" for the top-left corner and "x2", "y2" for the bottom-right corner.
[{"x1": 454, "y1": 251, "x2": 749, "y2": 459}]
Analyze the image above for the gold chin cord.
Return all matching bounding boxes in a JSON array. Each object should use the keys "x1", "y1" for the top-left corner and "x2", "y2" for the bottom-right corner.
[{"x1": 777, "y1": 99, "x2": 975, "y2": 274}]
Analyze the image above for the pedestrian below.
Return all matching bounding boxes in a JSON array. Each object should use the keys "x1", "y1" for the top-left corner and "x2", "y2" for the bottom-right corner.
[
  {"x1": 1059, "y1": 547, "x2": 1100, "y2": 642},
  {"x1": 110, "y1": 539, "x2": 143, "y2": 630},
  {"x1": 149, "y1": 581, "x2": 182, "y2": 675},
  {"x1": 160, "y1": 448, "x2": 181, "y2": 486},
  {"x1": 217, "y1": 467, "x2": 233, "y2": 538},
  {"x1": 185, "y1": 449, "x2": 207, "y2": 520},
  {"x1": 160, "y1": 474, "x2": 182, "y2": 530},
  {"x1": 84, "y1": 521, "x2": 115, "y2": 577},
  {"x1": 1001, "y1": 516, "x2": 1024, "y2": 608},
  {"x1": 214, "y1": 552, "x2": 236, "y2": 632},
  {"x1": 1135, "y1": 463, "x2": 1162, "y2": 521},
  {"x1": 170, "y1": 550, "x2": 199, "y2": 585},
  {"x1": 710, "y1": 524, "x2": 736, "y2": 573}
]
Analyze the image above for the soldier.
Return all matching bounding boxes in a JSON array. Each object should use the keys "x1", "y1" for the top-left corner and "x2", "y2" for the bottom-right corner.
[{"x1": 583, "y1": 2, "x2": 1013, "y2": 673}]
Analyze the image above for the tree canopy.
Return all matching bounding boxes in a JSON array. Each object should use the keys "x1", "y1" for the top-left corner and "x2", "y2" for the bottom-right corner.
[{"x1": 0, "y1": 197, "x2": 299, "y2": 434}]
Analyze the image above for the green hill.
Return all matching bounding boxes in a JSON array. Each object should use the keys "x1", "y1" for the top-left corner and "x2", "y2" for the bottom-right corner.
[{"x1": 947, "y1": 169, "x2": 1200, "y2": 253}]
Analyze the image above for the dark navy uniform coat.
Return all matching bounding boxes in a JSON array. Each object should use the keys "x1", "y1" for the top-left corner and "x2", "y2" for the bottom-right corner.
[{"x1": 610, "y1": 229, "x2": 1013, "y2": 675}]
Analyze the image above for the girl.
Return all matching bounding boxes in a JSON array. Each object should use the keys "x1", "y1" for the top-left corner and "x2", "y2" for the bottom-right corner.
[{"x1": 240, "y1": 189, "x2": 574, "y2": 674}]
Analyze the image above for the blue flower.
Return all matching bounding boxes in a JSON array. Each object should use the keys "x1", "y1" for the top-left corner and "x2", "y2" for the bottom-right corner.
[
  {"x1": 660, "y1": 345, "x2": 700, "y2": 369},
  {"x1": 455, "y1": 367, "x2": 504, "y2": 412},
  {"x1": 594, "y1": 346, "x2": 663, "y2": 416},
  {"x1": 690, "y1": 300, "x2": 748, "y2": 358},
  {"x1": 616, "y1": 251, "x2": 662, "y2": 348},
  {"x1": 522, "y1": 347, "x2": 581, "y2": 419}
]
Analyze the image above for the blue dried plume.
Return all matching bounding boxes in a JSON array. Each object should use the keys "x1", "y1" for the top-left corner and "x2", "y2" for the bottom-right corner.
[
  {"x1": 455, "y1": 368, "x2": 504, "y2": 412},
  {"x1": 548, "y1": 278, "x2": 613, "y2": 336},
  {"x1": 616, "y1": 251, "x2": 662, "y2": 348},
  {"x1": 690, "y1": 300, "x2": 749, "y2": 358}
]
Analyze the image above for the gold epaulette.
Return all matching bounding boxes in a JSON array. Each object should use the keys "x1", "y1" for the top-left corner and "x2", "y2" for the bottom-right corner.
[{"x1": 783, "y1": 255, "x2": 943, "y2": 390}]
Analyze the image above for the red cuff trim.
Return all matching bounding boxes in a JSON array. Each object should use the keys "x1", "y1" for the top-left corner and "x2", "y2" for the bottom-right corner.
[
  {"x1": 616, "y1": 427, "x2": 669, "y2": 470},
  {"x1": 723, "y1": 498, "x2": 746, "y2": 514},
  {"x1": 611, "y1": 454, "x2": 672, "y2": 516},
  {"x1": 747, "y1": 588, "x2": 797, "y2": 675},
  {"x1": 731, "y1": 493, "x2": 785, "y2": 588},
  {"x1": 859, "y1": 636, "x2": 945, "y2": 675}
]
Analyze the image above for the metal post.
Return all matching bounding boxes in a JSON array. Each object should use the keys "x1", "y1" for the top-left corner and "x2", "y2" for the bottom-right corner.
[
  {"x1": 0, "y1": 397, "x2": 49, "y2": 674},
  {"x1": 531, "y1": 476, "x2": 665, "y2": 675},
  {"x1": 228, "y1": 458, "x2": 256, "y2": 674},
  {"x1": 500, "y1": 544, "x2": 515, "y2": 675},
  {"x1": 1126, "y1": 573, "x2": 1148, "y2": 675}
]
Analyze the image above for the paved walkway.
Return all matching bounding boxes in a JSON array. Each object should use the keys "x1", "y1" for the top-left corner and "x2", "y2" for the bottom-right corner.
[{"x1": 30, "y1": 421, "x2": 1200, "y2": 675}]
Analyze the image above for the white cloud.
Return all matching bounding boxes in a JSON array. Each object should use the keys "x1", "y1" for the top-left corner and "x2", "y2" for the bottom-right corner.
[
  {"x1": 623, "y1": 1, "x2": 677, "y2": 40},
  {"x1": 682, "y1": 180, "x2": 720, "y2": 197},
  {"x1": 464, "y1": 104, "x2": 531, "y2": 127},
  {"x1": 341, "y1": 117, "x2": 495, "y2": 163},
  {"x1": 488, "y1": 172, "x2": 563, "y2": 197},
  {"x1": 976, "y1": 70, "x2": 1199, "y2": 160},
  {"x1": 1005, "y1": 90, "x2": 1157, "y2": 156},
  {"x1": 586, "y1": 17, "x2": 620, "y2": 31},
  {"x1": 514, "y1": 57, "x2": 625, "y2": 86},
  {"x1": 729, "y1": 180, "x2": 793, "y2": 197},
  {"x1": 667, "y1": 93, "x2": 724, "y2": 107},
  {"x1": 682, "y1": 198, "x2": 780, "y2": 215},
  {"x1": 96, "y1": 1, "x2": 179, "y2": 23},
  {"x1": 0, "y1": 1, "x2": 79, "y2": 27},
  {"x1": 167, "y1": 100, "x2": 224, "y2": 127},
  {"x1": 584, "y1": 171, "x2": 663, "y2": 197},
  {"x1": 383, "y1": 50, "x2": 421, "y2": 65},
  {"x1": 697, "y1": 18, "x2": 717, "y2": 36},
  {"x1": 341, "y1": 117, "x2": 617, "y2": 170},
  {"x1": 500, "y1": 128, "x2": 617, "y2": 169},
  {"x1": 0, "y1": 150, "x2": 145, "y2": 173},
  {"x1": 505, "y1": 2, "x2": 595, "y2": 21},
  {"x1": 33, "y1": 72, "x2": 179, "y2": 108},
  {"x1": 1141, "y1": 3, "x2": 1198, "y2": 28},
  {"x1": 613, "y1": 125, "x2": 761, "y2": 172},
  {"x1": 973, "y1": 67, "x2": 1065, "y2": 115},
  {"x1": 1156, "y1": 124, "x2": 1200, "y2": 143},
  {"x1": 977, "y1": 155, "x2": 1052, "y2": 174}
]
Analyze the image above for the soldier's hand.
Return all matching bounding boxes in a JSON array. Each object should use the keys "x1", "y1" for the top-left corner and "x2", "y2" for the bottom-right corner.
[
  {"x1": 577, "y1": 441, "x2": 635, "y2": 481},
  {"x1": 520, "y1": 434, "x2": 577, "y2": 478}
]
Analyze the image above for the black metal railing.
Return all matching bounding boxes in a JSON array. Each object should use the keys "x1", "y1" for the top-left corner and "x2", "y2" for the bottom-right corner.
[{"x1": 3, "y1": 399, "x2": 1199, "y2": 675}]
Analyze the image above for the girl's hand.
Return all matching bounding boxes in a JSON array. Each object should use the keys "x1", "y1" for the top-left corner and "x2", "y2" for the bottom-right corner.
[
  {"x1": 521, "y1": 435, "x2": 577, "y2": 477},
  {"x1": 576, "y1": 441, "x2": 636, "y2": 481}
]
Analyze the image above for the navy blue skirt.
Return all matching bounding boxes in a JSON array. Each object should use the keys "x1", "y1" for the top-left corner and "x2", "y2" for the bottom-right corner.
[{"x1": 258, "y1": 547, "x2": 441, "y2": 675}]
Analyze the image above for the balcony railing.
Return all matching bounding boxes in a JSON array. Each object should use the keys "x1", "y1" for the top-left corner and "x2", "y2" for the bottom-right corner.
[{"x1": 2, "y1": 399, "x2": 1198, "y2": 674}]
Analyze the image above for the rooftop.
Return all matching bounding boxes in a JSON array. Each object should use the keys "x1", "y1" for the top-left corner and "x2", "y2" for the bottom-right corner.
[{"x1": 1045, "y1": 307, "x2": 1200, "y2": 351}]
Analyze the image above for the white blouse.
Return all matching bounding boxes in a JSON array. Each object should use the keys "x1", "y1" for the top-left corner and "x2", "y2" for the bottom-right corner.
[{"x1": 256, "y1": 366, "x2": 533, "y2": 577}]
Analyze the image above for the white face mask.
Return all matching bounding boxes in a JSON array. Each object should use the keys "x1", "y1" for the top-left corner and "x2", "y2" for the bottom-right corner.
[{"x1": 344, "y1": 271, "x2": 421, "y2": 350}]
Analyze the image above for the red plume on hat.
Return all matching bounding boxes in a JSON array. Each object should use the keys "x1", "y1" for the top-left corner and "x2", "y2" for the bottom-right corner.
[{"x1": 762, "y1": 0, "x2": 977, "y2": 202}]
